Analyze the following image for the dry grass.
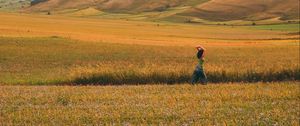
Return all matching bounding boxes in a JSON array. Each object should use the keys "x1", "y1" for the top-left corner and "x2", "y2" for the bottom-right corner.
[
  {"x1": 0, "y1": 13, "x2": 298, "y2": 85},
  {"x1": 0, "y1": 82, "x2": 299, "y2": 125},
  {"x1": 0, "y1": 11, "x2": 299, "y2": 125},
  {"x1": 0, "y1": 37, "x2": 298, "y2": 85},
  {"x1": 182, "y1": 0, "x2": 299, "y2": 21},
  {"x1": 25, "y1": 0, "x2": 207, "y2": 13},
  {"x1": 0, "y1": 12, "x2": 297, "y2": 46}
]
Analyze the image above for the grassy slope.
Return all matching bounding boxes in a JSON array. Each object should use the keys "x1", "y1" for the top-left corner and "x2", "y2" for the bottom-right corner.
[
  {"x1": 249, "y1": 24, "x2": 300, "y2": 32},
  {"x1": 180, "y1": 0, "x2": 299, "y2": 21},
  {"x1": 0, "y1": 0, "x2": 30, "y2": 11},
  {"x1": 22, "y1": 0, "x2": 299, "y2": 24},
  {"x1": 25, "y1": 0, "x2": 208, "y2": 12},
  {"x1": 0, "y1": 12, "x2": 297, "y2": 46},
  {"x1": 22, "y1": 0, "x2": 211, "y2": 23},
  {"x1": 0, "y1": 82, "x2": 299, "y2": 125},
  {"x1": 0, "y1": 0, "x2": 298, "y2": 25}
]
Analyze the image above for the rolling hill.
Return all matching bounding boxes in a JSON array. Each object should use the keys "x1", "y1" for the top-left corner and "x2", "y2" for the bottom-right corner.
[
  {"x1": 1, "y1": 0, "x2": 299, "y2": 23},
  {"x1": 0, "y1": 0, "x2": 30, "y2": 11},
  {"x1": 25, "y1": 0, "x2": 209, "y2": 13},
  {"x1": 180, "y1": 0, "x2": 300, "y2": 21}
]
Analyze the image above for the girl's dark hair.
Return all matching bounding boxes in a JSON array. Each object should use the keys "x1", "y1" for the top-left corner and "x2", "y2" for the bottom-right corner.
[{"x1": 197, "y1": 50, "x2": 204, "y2": 59}]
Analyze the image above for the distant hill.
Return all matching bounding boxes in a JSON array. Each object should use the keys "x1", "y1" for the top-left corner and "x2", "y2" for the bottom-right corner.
[
  {"x1": 25, "y1": 0, "x2": 208, "y2": 13},
  {"x1": 180, "y1": 0, "x2": 300, "y2": 21},
  {"x1": 1, "y1": 0, "x2": 299, "y2": 22},
  {"x1": 0, "y1": 0, "x2": 30, "y2": 11}
]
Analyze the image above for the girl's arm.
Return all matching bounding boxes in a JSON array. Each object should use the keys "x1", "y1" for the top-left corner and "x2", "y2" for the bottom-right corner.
[
  {"x1": 196, "y1": 45, "x2": 206, "y2": 51},
  {"x1": 196, "y1": 45, "x2": 206, "y2": 58}
]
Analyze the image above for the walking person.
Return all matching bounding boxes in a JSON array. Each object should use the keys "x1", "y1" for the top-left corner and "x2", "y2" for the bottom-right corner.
[{"x1": 191, "y1": 45, "x2": 208, "y2": 84}]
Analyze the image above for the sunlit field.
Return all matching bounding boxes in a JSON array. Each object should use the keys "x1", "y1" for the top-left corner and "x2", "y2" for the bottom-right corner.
[
  {"x1": 0, "y1": 82, "x2": 299, "y2": 125},
  {"x1": 0, "y1": 12, "x2": 299, "y2": 125},
  {"x1": 0, "y1": 12, "x2": 299, "y2": 85},
  {"x1": 0, "y1": 37, "x2": 298, "y2": 85},
  {"x1": 0, "y1": 12, "x2": 298, "y2": 46}
]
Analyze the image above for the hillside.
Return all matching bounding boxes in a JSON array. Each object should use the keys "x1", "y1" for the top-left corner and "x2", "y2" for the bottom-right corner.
[
  {"x1": 0, "y1": 0, "x2": 30, "y2": 11},
  {"x1": 180, "y1": 0, "x2": 300, "y2": 21},
  {"x1": 25, "y1": 0, "x2": 208, "y2": 13},
  {"x1": 1, "y1": 0, "x2": 298, "y2": 23}
]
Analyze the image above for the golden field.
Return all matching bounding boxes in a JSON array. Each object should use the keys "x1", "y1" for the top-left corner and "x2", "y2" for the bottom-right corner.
[
  {"x1": 0, "y1": 12, "x2": 299, "y2": 125},
  {"x1": 0, "y1": 82, "x2": 299, "y2": 125},
  {"x1": 0, "y1": 12, "x2": 298, "y2": 85},
  {"x1": 0, "y1": 36, "x2": 298, "y2": 85},
  {"x1": 0, "y1": 12, "x2": 299, "y2": 85},
  {"x1": 0, "y1": 12, "x2": 298, "y2": 46}
]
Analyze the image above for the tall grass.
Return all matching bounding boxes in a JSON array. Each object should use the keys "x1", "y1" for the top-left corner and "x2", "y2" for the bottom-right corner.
[
  {"x1": 0, "y1": 83, "x2": 299, "y2": 125},
  {"x1": 0, "y1": 37, "x2": 298, "y2": 85},
  {"x1": 69, "y1": 64, "x2": 299, "y2": 85}
]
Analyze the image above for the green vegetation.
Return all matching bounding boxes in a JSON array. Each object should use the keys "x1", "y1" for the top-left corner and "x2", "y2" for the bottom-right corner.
[
  {"x1": 0, "y1": 82, "x2": 299, "y2": 125},
  {"x1": 182, "y1": 0, "x2": 210, "y2": 6},
  {"x1": 250, "y1": 24, "x2": 300, "y2": 32},
  {"x1": 0, "y1": 0, "x2": 30, "y2": 11},
  {"x1": 0, "y1": 37, "x2": 298, "y2": 85}
]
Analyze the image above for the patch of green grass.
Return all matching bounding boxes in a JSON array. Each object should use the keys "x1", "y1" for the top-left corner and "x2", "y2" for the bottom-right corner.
[
  {"x1": 0, "y1": 82, "x2": 299, "y2": 125},
  {"x1": 250, "y1": 24, "x2": 300, "y2": 32},
  {"x1": 182, "y1": 0, "x2": 210, "y2": 6},
  {"x1": 0, "y1": 0, "x2": 30, "y2": 11}
]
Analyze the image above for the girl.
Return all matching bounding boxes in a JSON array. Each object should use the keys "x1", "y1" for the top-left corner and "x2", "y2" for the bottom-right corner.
[{"x1": 191, "y1": 45, "x2": 207, "y2": 84}]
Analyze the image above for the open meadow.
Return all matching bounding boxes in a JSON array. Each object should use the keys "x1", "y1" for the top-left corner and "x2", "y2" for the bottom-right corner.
[{"x1": 0, "y1": 11, "x2": 299, "y2": 125}]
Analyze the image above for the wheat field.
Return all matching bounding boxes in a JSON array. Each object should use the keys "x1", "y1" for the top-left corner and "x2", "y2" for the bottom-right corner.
[
  {"x1": 0, "y1": 12, "x2": 297, "y2": 46},
  {"x1": 0, "y1": 37, "x2": 298, "y2": 85},
  {"x1": 0, "y1": 12, "x2": 299, "y2": 125},
  {"x1": 0, "y1": 82, "x2": 299, "y2": 125}
]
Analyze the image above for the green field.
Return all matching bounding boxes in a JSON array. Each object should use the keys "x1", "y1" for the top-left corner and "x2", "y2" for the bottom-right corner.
[{"x1": 0, "y1": 82, "x2": 299, "y2": 125}]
